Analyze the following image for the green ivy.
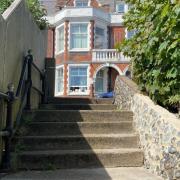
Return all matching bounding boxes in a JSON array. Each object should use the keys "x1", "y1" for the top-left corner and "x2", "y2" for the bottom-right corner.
[
  {"x1": 118, "y1": 0, "x2": 180, "y2": 112},
  {"x1": 0, "y1": 0, "x2": 48, "y2": 29}
]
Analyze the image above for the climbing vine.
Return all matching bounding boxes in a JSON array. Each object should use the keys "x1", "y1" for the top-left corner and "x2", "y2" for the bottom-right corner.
[
  {"x1": 118, "y1": 0, "x2": 180, "y2": 112},
  {"x1": 0, "y1": 0, "x2": 47, "y2": 29}
]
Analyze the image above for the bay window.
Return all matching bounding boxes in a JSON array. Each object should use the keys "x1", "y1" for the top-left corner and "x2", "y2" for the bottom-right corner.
[
  {"x1": 69, "y1": 66, "x2": 88, "y2": 94},
  {"x1": 70, "y1": 24, "x2": 88, "y2": 49}
]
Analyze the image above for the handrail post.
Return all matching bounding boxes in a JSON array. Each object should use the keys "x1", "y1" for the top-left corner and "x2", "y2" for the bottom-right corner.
[
  {"x1": 2, "y1": 83, "x2": 15, "y2": 169},
  {"x1": 26, "y1": 50, "x2": 33, "y2": 110}
]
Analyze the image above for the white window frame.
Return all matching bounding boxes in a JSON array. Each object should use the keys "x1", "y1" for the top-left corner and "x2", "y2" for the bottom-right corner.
[
  {"x1": 69, "y1": 22, "x2": 90, "y2": 52},
  {"x1": 68, "y1": 64, "x2": 90, "y2": 95},
  {"x1": 55, "y1": 23, "x2": 65, "y2": 55},
  {"x1": 116, "y1": 2, "x2": 125, "y2": 13},
  {"x1": 55, "y1": 65, "x2": 64, "y2": 96}
]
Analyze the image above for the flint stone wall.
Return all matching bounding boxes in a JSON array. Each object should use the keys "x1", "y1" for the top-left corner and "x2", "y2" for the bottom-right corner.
[{"x1": 115, "y1": 76, "x2": 180, "y2": 179}]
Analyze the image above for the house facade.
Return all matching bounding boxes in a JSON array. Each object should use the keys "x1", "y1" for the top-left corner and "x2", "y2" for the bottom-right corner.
[{"x1": 46, "y1": 0, "x2": 134, "y2": 97}]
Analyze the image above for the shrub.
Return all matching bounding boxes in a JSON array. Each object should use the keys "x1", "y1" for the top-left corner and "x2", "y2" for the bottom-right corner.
[
  {"x1": 0, "y1": 0, "x2": 48, "y2": 29},
  {"x1": 118, "y1": 0, "x2": 180, "y2": 112},
  {"x1": 0, "y1": 0, "x2": 14, "y2": 14}
]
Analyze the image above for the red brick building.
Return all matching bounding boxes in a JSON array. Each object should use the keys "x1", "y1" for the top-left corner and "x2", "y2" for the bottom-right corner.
[{"x1": 46, "y1": 0, "x2": 133, "y2": 97}]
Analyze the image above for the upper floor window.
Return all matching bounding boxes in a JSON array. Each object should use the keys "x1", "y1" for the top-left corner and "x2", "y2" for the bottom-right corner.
[
  {"x1": 94, "y1": 27, "x2": 105, "y2": 49},
  {"x1": 127, "y1": 30, "x2": 136, "y2": 39},
  {"x1": 70, "y1": 23, "x2": 88, "y2": 49},
  {"x1": 116, "y1": 2, "x2": 125, "y2": 13},
  {"x1": 57, "y1": 26, "x2": 64, "y2": 52},
  {"x1": 75, "y1": 0, "x2": 88, "y2": 7}
]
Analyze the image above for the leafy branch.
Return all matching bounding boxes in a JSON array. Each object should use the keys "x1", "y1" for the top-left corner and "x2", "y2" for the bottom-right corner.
[{"x1": 118, "y1": 0, "x2": 180, "y2": 112}]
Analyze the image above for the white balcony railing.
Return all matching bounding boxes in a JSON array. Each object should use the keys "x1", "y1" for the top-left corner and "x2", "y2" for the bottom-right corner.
[{"x1": 92, "y1": 49, "x2": 130, "y2": 62}]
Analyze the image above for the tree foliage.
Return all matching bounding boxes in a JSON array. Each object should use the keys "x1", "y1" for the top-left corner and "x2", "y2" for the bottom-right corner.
[
  {"x1": 0, "y1": 0, "x2": 47, "y2": 29},
  {"x1": 118, "y1": 0, "x2": 180, "y2": 112}
]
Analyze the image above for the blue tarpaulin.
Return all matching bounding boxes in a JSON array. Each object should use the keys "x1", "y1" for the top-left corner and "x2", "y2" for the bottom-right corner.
[{"x1": 97, "y1": 91, "x2": 114, "y2": 98}]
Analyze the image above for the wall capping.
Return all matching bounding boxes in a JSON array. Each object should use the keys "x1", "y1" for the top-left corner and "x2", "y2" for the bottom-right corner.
[
  {"x1": 115, "y1": 75, "x2": 180, "y2": 179},
  {"x1": 2, "y1": 0, "x2": 22, "y2": 20}
]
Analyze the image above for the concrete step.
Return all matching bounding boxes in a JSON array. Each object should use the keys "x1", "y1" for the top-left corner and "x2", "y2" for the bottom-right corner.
[
  {"x1": 40, "y1": 104, "x2": 117, "y2": 110},
  {"x1": 0, "y1": 167, "x2": 164, "y2": 180},
  {"x1": 16, "y1": 149, "x2": 144, "y2": 170},
  {"x1": 23, "y1": 110, "x2": 133, "y2": 122},
  {"x1": 48, "y1": 98, "x2": 114, "y2": 105},
  {"x1": 25, "y1": 122, "x2": 134, "y2": 136},
  {"x1": 15, "y1": 134, "x2": 139, "y2": 151}
]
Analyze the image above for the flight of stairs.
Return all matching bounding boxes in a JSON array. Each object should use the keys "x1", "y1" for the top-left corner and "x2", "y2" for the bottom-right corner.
[{"x1": 13, "y1": 98, "x2": 143, "y2": 170}]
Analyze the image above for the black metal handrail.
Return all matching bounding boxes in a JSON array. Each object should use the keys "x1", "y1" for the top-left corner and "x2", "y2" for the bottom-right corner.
[
  {"x1": 0, "y1": 50, "x2": 47, "y2": 170},
  {"x1": 32, "y1": 62, "x2": 44, "y2": 78}
]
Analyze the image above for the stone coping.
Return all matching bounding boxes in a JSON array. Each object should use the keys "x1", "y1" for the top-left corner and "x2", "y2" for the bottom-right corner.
[{"x1": 119, "y1": 76, "x2": 140, "y2": 93}]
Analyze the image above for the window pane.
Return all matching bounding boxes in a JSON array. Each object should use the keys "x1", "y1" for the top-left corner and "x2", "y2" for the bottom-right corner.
[
  {"x1": 95, "y1": 27, "x2": 105, "y2": 49},
  {"x1": 81, "y1": 34, "x2": 88, "y2": 48},
  {"x1": 71, "y1": 24, "x2": 88, "y2": 49},
  {"x1": 70, "y1": 76, "x2": 87, "y2": 86},
  {"x1": 95, "y1": 78, "x2": 103, "y2": 92},
  {"x1": 95, "y1": 27, "x2": 104, "y2": 36},
  {"x1": 70, "y1": 68, "x2": 78, "y2": 76},
  {"x1": 72, "y1": 34, "x2": 81, "y2": 48},
  {"x1": 76, "y1": 1, "x2": 88, "y2": 7},
  {"x1": 116, "y1": 4, "x2": 125, "y2": 13},
  {"x1": 71, "y1": 25, "x2": 79, "y2": 33},
  {"x1": 56, "y1": 68, "x2": 63, "y2": 93},
  {"x1": 127, "y1": 30, "x2": 136, "y2": 39},
  {"x1": 79, "y1": 68, "x2": 87, "y2": 75},
  {"x1": 80, "y1": 24, "x2": 88, "y2": 33}
]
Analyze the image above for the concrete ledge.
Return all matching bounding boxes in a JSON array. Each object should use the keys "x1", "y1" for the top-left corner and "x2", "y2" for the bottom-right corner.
[
  {"x1": 1, "y1": 167, "x2": 163, "y2": 180},
  {"x1": 2, "y1": 0, "x2": 22, "y2": 20}
]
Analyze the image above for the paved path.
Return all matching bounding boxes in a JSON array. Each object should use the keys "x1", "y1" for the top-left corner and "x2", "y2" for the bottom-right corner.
[{"x1": 1, "y1": 167, "x2": 163, "y2": 180}]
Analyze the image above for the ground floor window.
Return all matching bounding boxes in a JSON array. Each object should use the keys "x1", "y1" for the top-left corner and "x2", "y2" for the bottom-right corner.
[
  {"x1": 55, "y1": 66, "x2": 64, "y2": 95},
  {"x1": 69, "y1": 65, "x2": 88, "y2": 95}
]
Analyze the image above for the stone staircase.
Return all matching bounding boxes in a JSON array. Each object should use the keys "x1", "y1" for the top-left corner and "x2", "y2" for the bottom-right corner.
[{"x1": 13, "y1": 98, "x2": 143, "y2": 170}]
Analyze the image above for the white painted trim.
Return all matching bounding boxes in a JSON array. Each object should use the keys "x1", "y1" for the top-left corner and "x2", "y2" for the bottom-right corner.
[
  {"x1": 55, "y1": 23, "x2": 65, "y2": 55},
  {"x1": 123, "y1": 65, "x2": 129, "y2": 75},
  {"x1": 93, "y1": 64, "x2": 123, "y2": 80},
  {"x1": 67, "y1": 64, "x2": 90, "y2": 95},
  {"x1": 48, "y1": 7, "x2": 124, "y2": 26},
  {"x1": 55, "y1": 65, "x2": 64, "y2": 96},
  {"x1": 69, "y1": 22, "x2": 90, "y2": 52},
  {"x1": 125, "y1": 28, "x2": 128, "y2": 39}
]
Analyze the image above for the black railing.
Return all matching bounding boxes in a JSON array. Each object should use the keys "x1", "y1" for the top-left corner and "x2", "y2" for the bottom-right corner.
[{"x1": 0, "y1": 50, "x2": 47, "y2": 170}]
